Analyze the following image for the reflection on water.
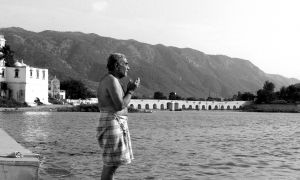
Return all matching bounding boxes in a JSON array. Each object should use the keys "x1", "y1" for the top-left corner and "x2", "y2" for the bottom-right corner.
[
  {"x1": 1, "y1": 111, "x2": 300, "y2": 179},
  {"x1": 22, "y1": 112, "x2": 50, "y2": 142}
]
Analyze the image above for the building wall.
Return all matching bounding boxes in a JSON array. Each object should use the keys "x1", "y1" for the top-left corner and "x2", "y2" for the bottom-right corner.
[
  {"x1": 0, "y1": 67, "x2": 6, "y2": 81},
  {"x1": 0, "y1": 35, "x2": 5, "y2": 48},
  {"x1": 5, "y1": 67, "x2": 26, "y2": 82},
  {"x1": 59, "y1": 90, "x2": 66, "y2": 99},
  {"x1": 0, "y1": 66, "x2": 48, "y2": 104},
  {"x1": 25, "y1": 81, "x2": 48, "y2": 104},
  {"x1": 49, "y1": 78, "x2": 60, "y2": 99},
  {"x1": 6, "y1": 82, "x2": 25, "y2": 102},
  {"x1": 24, "y1": 67, "x2": 48, "y2": 104}
]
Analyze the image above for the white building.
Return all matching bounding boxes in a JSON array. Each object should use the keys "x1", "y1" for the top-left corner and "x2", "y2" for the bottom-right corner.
[
  {"x1": 0, "y1": 35, "x2": 49, "y2": 105},
  {"x1": 0, "y1": 35, "x2": 5, "y2": 48},
  {"x1": 48, "y1": 76, "x2": 66, "y2": 100}
]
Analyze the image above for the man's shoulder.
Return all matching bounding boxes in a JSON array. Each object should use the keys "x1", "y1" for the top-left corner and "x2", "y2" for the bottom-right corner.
[
  {"x1": 101, "y1": 74, "x2": 115, "y2": 82},
  {"x1": 102, "y1": 74, "x2": 120, "y2": 87}
]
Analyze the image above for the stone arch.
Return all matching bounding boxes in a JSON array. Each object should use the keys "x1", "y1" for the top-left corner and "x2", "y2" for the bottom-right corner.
[
  {"x1": 239, "y1": 106, "x2": 242, "y2": 109},
  {"x1": 233, "y1": 105, "x2": 236, "y2": 110},
  {"x1": 145, "y1": 104, "x2": 150, "y2": 109},
  {"x1": 175, "y1": 103, "x2": 179, "y2": 110},
  {"x1": 214, "y1": 105, "x2": 218, "y2": 110},
  {"x1": 196, "y1": 105, "x2": 199, "y2": 110},
  {"x1": 188, "y1": 105, "x2": 193, "y2": 109},
  {"x1": 138, "y1": 104, "x2": 142, "y2": 109},
  {"x1": 202, "y1": 105, "x2": 206, "y2": 110},
  {"x1": 227, "y1": 105, "x2": 230, "y2": 110},
  {"x1": 182, "y1": 104, "x2": 186, "y2": 110},
  {"x1": 208, "y1": 105, "x2": 212, "y2": 110},
  {"x1": 153, "y1": 104, "x2": 157, "y2": 109},
  {"x1": 221, "y1": 105, "x2": 224, "y2": 110},
  {"x1": 130, "y1": 104, "x2": 134, "y2": 108},
  {"x1": 167, "y1": 102, "x2": 173, "y2": 110},
  {"x1": 160, "y1": 104, "x2": 164, "y2": 110}
]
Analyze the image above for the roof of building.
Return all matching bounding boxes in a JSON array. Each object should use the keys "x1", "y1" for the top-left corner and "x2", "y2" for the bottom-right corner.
[{"x1": 14, "y1": 60, "x2": 27, "y2": 67}]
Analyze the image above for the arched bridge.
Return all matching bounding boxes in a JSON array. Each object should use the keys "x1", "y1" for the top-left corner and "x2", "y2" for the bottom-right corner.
[{"x1": 129, "y1": 99, "x2": 249, "y2": 111}]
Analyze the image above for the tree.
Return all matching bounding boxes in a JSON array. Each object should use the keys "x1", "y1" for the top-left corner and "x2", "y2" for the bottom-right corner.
[
  {"x1": 186, "y1": 97, "x2": 197, "y2": 101},
  {"x1": 277, "y1": 86, "x2": 287, "y2": 100},
  {"x1": 206, "y1": 96, "x2": 221, "y2": 101},
  {"x1": 286, "y1": 85, "x2": 300, "y2": 103},
  {"x1": 0, "y1": 44, "x2": 15, "y2": 67},
  {"x1": 131, "y1": 95, "x2": 140, "y2": 99},
  {"x1": 168, "y1": 92, "x2": 182, "y2": 100},
  {"x1": 61, "y1": 79, "x2": 94, "y2": 99},
  {"x1": 263, "y1": 81, "x2": 275, "y2": 93},
  {"x1": 255, "y1": 81, "x2": 276, "y2": 104},
  {"x1": 153, "y1": 91, "x2": 167, "y2": 99},
  {"x1": 236, "y1": 92, "x2": 255, "y2": 101},
  {"x1": 256, "y1": 89, "x2": 267, "y2": 104}
]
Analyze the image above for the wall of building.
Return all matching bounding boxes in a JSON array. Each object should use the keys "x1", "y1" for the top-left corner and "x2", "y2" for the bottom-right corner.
[
  {"x1": 0, "y1": 35, "x2": 6, "y2": 48},
  {"x1": 6, "y1": 82, "x2": 25, "y2": 102},
  {"x1": 4, "y1": 67, "x2": 26, "y2": 101},
  {"x1": 0, "y1": 65, "x2": 49, "y2": 104},
  {"x1": 25, "y1": 81, "x2": 48, "y2": 105},
  {"x1": 24, "y1": 67, "x2": 48, "y2": 104},
  {"x1": 0, "y1": 67, "x2": 6, "y2": 81},
  {"x1": 59, "y1": 90, "x2": 66, "y2": 99},
  {"x1": 49, "y1": 77, "x2": 60, "y2": 98},
  {"x1": 66, "y1": 98, "x2": 98, "y2": 105},
  {"x1": 5, "y1": 66, "x2": 26, "y2": 82}
]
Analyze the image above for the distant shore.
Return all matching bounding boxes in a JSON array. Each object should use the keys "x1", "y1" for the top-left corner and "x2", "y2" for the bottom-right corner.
[
  {"x1": 0, "y1": 104, "x2": 74, "y2": 112},
  {"x1": 3, "y1": 103, "x2": 299, "y2": 113},
  {"x1": 242, "y1": 103, "x2": 300, "y2": 113},
  {"x1": 0, "y1": 104, "x2": 150, "y2": 113}
]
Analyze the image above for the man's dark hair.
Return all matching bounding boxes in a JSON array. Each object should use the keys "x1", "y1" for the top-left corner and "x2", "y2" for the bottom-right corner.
[{"x1": 107, "y1": 53, "x2": 126, "y2": 72}]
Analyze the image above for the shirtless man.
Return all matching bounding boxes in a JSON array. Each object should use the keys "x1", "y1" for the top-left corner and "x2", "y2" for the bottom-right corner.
[{"x1": 97, "y1": 53, "x2": 140, "y2": 180}]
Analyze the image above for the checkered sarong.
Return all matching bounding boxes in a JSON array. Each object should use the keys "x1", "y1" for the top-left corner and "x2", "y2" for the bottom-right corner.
[{"x1": 96, "y1": 112, "x2": 134, "y2": 166}]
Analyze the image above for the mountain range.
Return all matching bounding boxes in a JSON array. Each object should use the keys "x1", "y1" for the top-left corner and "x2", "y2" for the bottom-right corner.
[{"x1": 0, "y1": 27, "x2": 299, "y2": 98}]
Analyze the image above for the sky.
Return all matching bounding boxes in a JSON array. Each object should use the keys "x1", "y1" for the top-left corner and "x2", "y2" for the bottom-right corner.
[{"x1": 1, "y1": 0, "x2": 300, "y2": 79}]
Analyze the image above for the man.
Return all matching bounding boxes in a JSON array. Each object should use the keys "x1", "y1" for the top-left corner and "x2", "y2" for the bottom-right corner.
[{"x1": 97, "y1": 53, "x2": 140, "y2": 180}]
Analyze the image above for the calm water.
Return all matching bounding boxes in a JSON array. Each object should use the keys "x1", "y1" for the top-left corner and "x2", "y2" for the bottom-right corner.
[{"x1": 1, "y1": 111, "x2": 300, "y2": 180}]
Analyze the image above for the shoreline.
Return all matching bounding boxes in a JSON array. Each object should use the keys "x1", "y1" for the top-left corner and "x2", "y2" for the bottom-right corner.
[
  {"x1": 2, "y1": 103, "x2": 299, "y2": 113},
  {"x1": 242, "y1": 103, "x2": 300, "y2": 113},
  {"x1": 0, "y1": 104, "x2": 153, "y2": 113},
  {"x1": 0, "y1": 104, "x2": 74, "y2": 112}
]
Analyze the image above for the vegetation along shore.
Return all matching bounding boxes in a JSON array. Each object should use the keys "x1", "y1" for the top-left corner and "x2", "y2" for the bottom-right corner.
[{"x1": 0, "y1": 104, "x2": 149, "y2": 113}]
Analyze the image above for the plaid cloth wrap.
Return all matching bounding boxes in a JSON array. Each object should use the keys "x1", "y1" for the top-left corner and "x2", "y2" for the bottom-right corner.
[{"x1": 97, "y1": 112, "x2": 134, "y2": 166}]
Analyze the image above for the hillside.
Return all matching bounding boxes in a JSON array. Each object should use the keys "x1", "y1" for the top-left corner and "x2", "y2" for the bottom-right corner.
[{"x1": 1, "y1": 27, "x2": 299, "y2": 98}]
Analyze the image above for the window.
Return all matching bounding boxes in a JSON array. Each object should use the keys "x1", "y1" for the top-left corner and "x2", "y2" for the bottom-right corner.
[
  {"x1": 30, "y1": 69, "x2": 33, "y2": 78},
  {"x1": 20, "y1": 90, "x2": 24, "y2": 97},
  {"x1": 42, "y1": 70, "x2": 45, "y2": 80},
  {"x1": 36, "y1": 70, "x2": 39, "y2": 79},
  {"x1": 14, "y1": 69, "x2": 19, "y2": 78},
  {"x1": 1, "y1": 68, "x2": 4, "y2": 78}
]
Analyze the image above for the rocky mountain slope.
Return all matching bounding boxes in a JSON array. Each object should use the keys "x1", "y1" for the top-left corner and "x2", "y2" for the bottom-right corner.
[{"x1": 1, "y1": 27, "x2": 299, "y2": 98}]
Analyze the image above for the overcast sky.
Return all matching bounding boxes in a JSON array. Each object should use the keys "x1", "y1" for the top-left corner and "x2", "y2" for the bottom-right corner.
[{"x1": 1, "y1": 0, "x2": 300, "y2": 79}]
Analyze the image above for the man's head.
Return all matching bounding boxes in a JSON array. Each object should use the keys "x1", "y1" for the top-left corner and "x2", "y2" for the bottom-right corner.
[{"x1": 107, "y1": 53, "x2": 130, "y2": 78}]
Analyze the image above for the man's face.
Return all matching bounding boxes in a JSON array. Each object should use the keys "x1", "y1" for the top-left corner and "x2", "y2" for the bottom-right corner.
[{"x1": 117, "y1": 58, "x2": 130, "y2": 78}]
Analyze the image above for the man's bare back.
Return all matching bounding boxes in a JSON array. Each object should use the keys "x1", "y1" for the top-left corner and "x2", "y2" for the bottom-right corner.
[{"x1": 97, "y1": 74, "x2": 128, "y2": 115}]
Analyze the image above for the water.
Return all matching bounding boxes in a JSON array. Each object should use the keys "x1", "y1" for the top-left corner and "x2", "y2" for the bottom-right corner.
[{"x1": 1, "y1": 111, "x2": 300, "y2": 179}]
